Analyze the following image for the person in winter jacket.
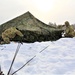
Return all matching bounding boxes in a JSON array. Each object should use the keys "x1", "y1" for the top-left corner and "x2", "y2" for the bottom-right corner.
[
  {"x1": 1, "y1": 27, "x2": 23, "y2": 44},
  {"x1": 64, "y1": 21, "x2": 75, "y2": 37}
]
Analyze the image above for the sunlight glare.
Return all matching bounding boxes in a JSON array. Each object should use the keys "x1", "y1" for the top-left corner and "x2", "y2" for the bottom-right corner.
[{"x1": 33, "y1": 0, "x2": 55, "y2": 12}]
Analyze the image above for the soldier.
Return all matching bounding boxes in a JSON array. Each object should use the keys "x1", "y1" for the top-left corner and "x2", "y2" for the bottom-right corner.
[
  {"x1": 1, "y1": 27, "x2": 23, "y2": 44},
  {"x1": 64, "y1": 21, "x2": 75, "y2": 37}
]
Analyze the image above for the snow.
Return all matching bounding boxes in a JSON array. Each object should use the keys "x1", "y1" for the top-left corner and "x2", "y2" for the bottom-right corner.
[{"x1": 0, "y1": 38, "x2": 75, "y2": 75}]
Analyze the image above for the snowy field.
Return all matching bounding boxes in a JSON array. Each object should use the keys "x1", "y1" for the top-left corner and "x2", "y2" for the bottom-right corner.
[{"x1": 0, "y1": 38, "x2": 75, "y2": 75}]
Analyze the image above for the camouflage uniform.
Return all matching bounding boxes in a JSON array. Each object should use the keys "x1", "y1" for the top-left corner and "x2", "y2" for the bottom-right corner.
[
  {"x1": 1, "y1": 27, "x2": 23, "y2": 44},
  {"x1": 64, "y1": 21, "x2": 75, "y2": 37}
]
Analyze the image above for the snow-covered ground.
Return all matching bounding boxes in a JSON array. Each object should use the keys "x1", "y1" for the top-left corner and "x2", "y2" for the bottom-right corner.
[{"x1": 0, "y1": 38, "x2": 75, "y2": 75}]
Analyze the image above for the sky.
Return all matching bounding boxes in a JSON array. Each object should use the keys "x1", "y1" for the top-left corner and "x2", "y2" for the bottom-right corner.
[{"x1": 0, "y1": 0, "x2": 75, "y2": 25}]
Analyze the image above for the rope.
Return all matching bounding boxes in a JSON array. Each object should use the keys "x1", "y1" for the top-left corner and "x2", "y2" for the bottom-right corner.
[
  {"x1": 11, "y1": 45, "x2": 50, "y2": 75},
  {"x1": 7, "y1": 43, "x2": 21, "y2": 75}
]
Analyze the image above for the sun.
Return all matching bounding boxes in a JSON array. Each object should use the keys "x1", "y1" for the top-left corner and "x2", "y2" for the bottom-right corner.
[{"x1": 33, "y1": 0, "x2": 55, "y2": 12}]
